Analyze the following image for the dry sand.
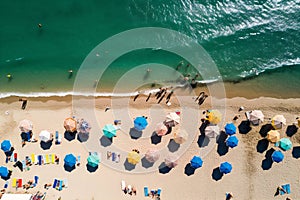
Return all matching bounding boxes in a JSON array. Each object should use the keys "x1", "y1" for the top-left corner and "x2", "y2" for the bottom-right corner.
[{"x1": 0, "y1": 95, "x2": 299, "y2": 200}]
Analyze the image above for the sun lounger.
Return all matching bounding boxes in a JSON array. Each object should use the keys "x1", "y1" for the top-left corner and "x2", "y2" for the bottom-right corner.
[
  {"x1": 51, "y1": 154, "x2": 55, "y2": 164},
  {"x1": 53, "y1": 179, "x2": 57, "y2": 189},
  {"x1": 45, "y1": 154, "x2": 50, "y2": 164},
  {"x1": 280, "y1": 184, "x2": 291, "y2": 195},
  {"x1": 17, "y1": 179, "x2": 22, "y2": 188},
  {"x1": 121, "y1": 180, "x2": 126, "y2": 191},
  {"x1": 12, "y1": 178, "x2": 17, "y2": 188},
  {"x1": 115, "y1": 152, "x2": 120, "y2": 163},
  {"x1": 10, "y1": 155, "x2": 14, "y2": 162},
  {"x1": 63, "y1": 179, "x2": 68, "y2": 188},
  {"x1": 35, "y1": 155, "x2": 39, "y2": 165},
  {"x1": 144, "y1": 187, "x2": 149, "y2": 196},
  {"x1": 31, "y1": 154, "x2": 35, "y2": 164},
  {"x1": 59, "y1": 180, "x2": 63, "y2": 191},
  {"x1": 128, "y1": 185, "x2": 132, "y2": 194},
  {"x1": 157, "y1": 188, "x2": 161, "y2": 196},
  {"x1": 14, "y1": 153, "x2": 17, "y2": 162},
  {"x1": 22, "y1": 160, "x2": 26, "y2": 170}
]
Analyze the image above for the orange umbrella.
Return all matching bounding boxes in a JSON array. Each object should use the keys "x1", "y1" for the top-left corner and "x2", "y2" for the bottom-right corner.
[
  {"x1": 64, "y1": 118, "x2": 77, "y2": 132},
  {"x1": 155, "y1": 123, "x2": 168, "y2": 136},
  {"x1": 267, "y1": 130, "x2": 280, "y2": 143},
  {"x1": 173, "y1": 130, "x2": 188, "y2": 144}
]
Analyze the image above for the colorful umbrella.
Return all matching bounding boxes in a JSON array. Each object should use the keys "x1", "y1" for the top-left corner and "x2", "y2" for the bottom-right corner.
[
  {"x1": 145, "y1": 149, "x2": 160, "y2": 163},
  {"x1": 205, "y1": 125, "x2": 219, "y2": 138},
  {"x1": 226, "y1": 135, "x2": 239, "y2": 148},
  {"x1": 64, "y1": 118, "x2": 77, "y2": 132},
  {"x1": 134, "y1": 117, "x2": 148, "y2": 131},
  {"x1": 280, "y1": 138, "x2": 292, "y2": 151},
  {"x1": 206, "y1": 110, "x2": 222, "y2": 124},
  {"x1": 165, "y1": 155, "x2": 179, "y2": 168},
  {"x1": 272, "y1": 150, "x2": 284, "y2": 163},
  {"x1": 190, "y1": 156, "x2": 203, "y2": 169},
  {"x1": 173, "y1": 130, "x2": 188, "y2": 144},
  {"x1": 0, "y1": 166, "x2": 8, "y2": 177},
  {"x1": 102, "y1": 124, "x2": 117, "y2": 138},
  {"x1": 127, "y1": 151, "x2": 140, "y2": 165},
  {"x1": 219, "y1": 162, "x2": 232, "y2": 174},
  {"x1": 64, "y1": 154, "x2": 77, "y2": 167},
  {"x1": 271, "y1": 115, "x2": 286, "y2": 129},
  {"x1": 87, "y1": 153, "x2": 100, "y2": 167},
  {"x1": 225, "y1": 123, "x2": 236, "y2": 135},
  {"x1": 266, "y1": 130, "x2": 280, "y2": 143},
  {"x1": 248, "y1": 110, "x2": 264, "y2": 125},
  {"x1": 165, "y1": 112, "x2": 180, "y2": 127},
  {"x1": 19, "y1": 119, "x2": 33, "y2": 133},
  {"x1": 78, "y1": 119, "x2": 91, "y2": 134},
  {"x1": 39, "y1": 130, "x2": 51, "y2": 142},
  {"x1": 155, "y1": 123, "x2": 168, "y2": 136},
  {"x1": 1, "y1": 140, "x2": 11, "y2": 152}
]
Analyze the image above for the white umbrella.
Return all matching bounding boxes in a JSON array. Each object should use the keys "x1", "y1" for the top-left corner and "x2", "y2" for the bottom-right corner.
[
  {"x1": 248, "y1": 110, "x2": 264, "y2": 125},
  {"x1": 145, "y1": 149, "x2": 160, "y2": 163},
  {"x1": 165, "y1": 154, "x2": 179, "y2": 168},
  {"x1": 173, "y1": 130, "x2": 188, "y2": 144},
  {"x1": 165, "y1": 112, "x2": 180, "y2": 127},
  {"x1": 272, "y1": 115, "x2": 286, "y2": 129},
  {"x1": 39, "y1": 130, "x2": 51, "y2": 142},
  {"x1": 205, "y1": 125, "x2": 219, "y2": 138},
  {"x1": 19, "y1": 119, "x2": 33, "y2": 133}
]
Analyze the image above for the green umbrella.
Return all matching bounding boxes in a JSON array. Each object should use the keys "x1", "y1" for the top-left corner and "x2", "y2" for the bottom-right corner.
[
  {"x1": 280, "y1": 138, "x2": 292, "y2": 151},
  {"x1": 102, "y1": 124, "x2": 117, "y2": 138},
  {"x1": 87, "y1": 153, "x2": 100, "y2": 167}
]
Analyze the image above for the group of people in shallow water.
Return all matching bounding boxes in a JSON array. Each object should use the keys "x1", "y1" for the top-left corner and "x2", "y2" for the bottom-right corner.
[{"x1": 133, "y1": 87, "x2": 174, "y2": 105}]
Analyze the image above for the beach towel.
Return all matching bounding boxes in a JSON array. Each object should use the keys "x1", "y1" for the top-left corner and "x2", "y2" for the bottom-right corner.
[
  {"x1": 59, "y1": 179, "x2": 63, "y2": 191},
  {"x1": 157, "y1": 188, "x2": 161, "y2": 196},
  {"x1": 45, "y1": 154, "x2": 50, "y2": 164},
  {"x1": 280, "y1": 184, "x2": 291, "y2": 195},
  {"x1": 31, "y1": 154, "x2": 35, "y2": 164},
  {"x1": 17, "y1": 179, "x2": 22, "y2": 188},
  {"x1": 112, "y1": 152, "x2": 116, "y2": 161},
  {"x1": 38, "y1": 155, "x2": 42, "y2": 165},
  {"x1": 14, "y1": 153, "x2": 17, "y2": 162},
  {"x1": 51, "y1": 154, "x2": 55, "y2": 164},
  {"x1": 53, "y1": 179, "x2": 57, "y2": 189},
  {"x1": 121, "y1": 180, "x2": 126, "y2": 191},
  {"x1": 35, "y1": 155, "x2": 39, "y2": 165},
  {"x1": 12, "y1": 178, "x2": 17, "y2": 188},
  {"x1": 144, "y1": 187, "x2": 149, "y2": 196},
  {"x1": 63, "y1": 179, "x2": 68, "y2": 188}
]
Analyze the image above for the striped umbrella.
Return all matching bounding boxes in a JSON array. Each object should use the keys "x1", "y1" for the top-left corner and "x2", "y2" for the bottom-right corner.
[{"x1": 64, "y1": 118, "x2": 77, "y2": 132}]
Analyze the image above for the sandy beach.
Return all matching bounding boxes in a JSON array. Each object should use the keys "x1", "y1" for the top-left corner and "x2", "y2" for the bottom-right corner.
[{"x1": 0, "y1": 94, "x2": 299, "y2": 200}]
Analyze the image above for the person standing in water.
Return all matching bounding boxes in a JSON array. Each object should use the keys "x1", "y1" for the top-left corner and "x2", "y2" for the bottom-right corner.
[
  {"x1": 146, "y1": 93, "x2": 151, "y2": 102},
  {"x1": 68, "y1": 69, "x2": 73, "y2": 79},
  {"x1": 166, "y1": 90, "x2": 174, "y2": 104},
  {"x1": 158, "y1": 90, "x2": 166, "y2": 104},
  {"x1": 133, "y1": 92, "x2": 140, "y2": 101}
]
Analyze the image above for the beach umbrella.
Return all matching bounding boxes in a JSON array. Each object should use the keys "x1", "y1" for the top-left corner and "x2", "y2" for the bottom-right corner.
[
  {"x1": 64, "y1": 154, "x2": 77, "y2": 167},
  {"x1": 226, "y1": 135, "x2": 239, "y2": 148},
  {"x1": 298, "y1": 119, "x2": 300, "y2": 127},
  {"x1": 272, "y1": 150, "x2": 284, "y2": 163},
  {"x1": 1, "y1": 140, "x2": 11, "y2": 152},
  {"x1": 64, "y1": 118, "x2": 77, "y2": 132},
  {"x1": 266, "y1": 130, "x2": 280, "y2": 143},
  {"x1": 173, "y1": 130, "x2": 188, "y2": 144},
  {"x1": 225, "y1": 123, "x2": 236, "y2": 135},
  {"x1": 134, "y1": 117, "x2": 148, "y2": 131},
  {"x1": 205, "y1": 125, "x2": 219, "y2": 138},
  {"x1": 145, "y1": 149, "x2": 160, "y2": 163},
  {"x1": 206, "y1": 110, "x2": 222, "y2": 124},
  {"x1": 280, "y1": 138, "x2": 292, "y2": 151},
  {"x1": 127, "y1": 151, "x2": 140, "y2": 165},
  {"x1": 78, "y1": 119, "x2": 91, "y2": 134},
  {"x1": 87, "y1": 153, "x2": 100, "y2": 167},
  {"x1": 271, "y1": 115, "x2": 286, "y2": 129},
  {"x1": 155, "y1": 123, "x2": 168, "y2": 136},
  {"x1": 0, "y1": 166, "x2": 8, "y2": 177},
  {"x1": 102, "y1": 124, "x2": 117, "y2": 138},
  {"x1": 219, "y1": 162, "x2": 232, "y2": 174},
  {"x1": 248, "y1": 110, "x2": 264, "y2": 125},
  {"x1": 190, "y1": 156, "x2": 203, "y2": 169},
  {"x1": 19, "y1": 119, "x2": 33, "y2": 133},
  {"x1": 164, "y1": 155, "x2": 179, "y2": 168},
  {"x1": 39, "y1": 130, "x2": 51, "y2": 142},
  {"x1": 164, "y1": 112, "x2": 180, "y2": 127}
]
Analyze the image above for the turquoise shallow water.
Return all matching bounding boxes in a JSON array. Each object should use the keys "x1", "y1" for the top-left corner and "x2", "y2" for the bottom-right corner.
[{"x1": 0, "y1": 0, "x2": 299, "y2": 97}]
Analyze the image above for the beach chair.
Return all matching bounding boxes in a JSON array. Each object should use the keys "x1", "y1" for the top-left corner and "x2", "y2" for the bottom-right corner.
[
  {"x1": 35, "y1": 155, "x2": 39, "y2": 165},
  {"x1": 14, "y1": 153, "x2": 17, "y2": 162},
  {"x1": 4, "y1": 181, "x2": 9, "y2": 189},
  {"x1": 121, "y1": 180, "x2": 126, "y2": 191},
  {"x1": 12, "y1": 178, "x2": 17, "y2": 188},
  {"x1": 63, "y1": 179, "x2": 68, "y2": 188},
  {"x1": 157, "y1": 188, "x2": 161, "y2": 196},
  {"x1": 115, "y1": 152, "x2": 120, "y2": 163},
  {"x1": 45, "y1": 154, "x2": 50, "y2": 164},
  {"x1": 38, "y1": 155, "x2": 42, "y2": 165},
  {"x1": 53, "y1": 179, "x2": 57, "y2": 189},
  {"x1": 280, "y1": 184, "x2": 291, "y2": 195},
  {"x1": 59, "y1": 180, "x2": 63, "y2": 191},
  {"x1": 22, "y1": 160, "x2": 26, "y2": 171},
  {"x1": 17, "y1": 179, "x2": 22, "y2": 188},
  {"x1": 144, "y1": 187, "x2": 149, "y2": 196},
  {"x1": 56, "y1": 180, "x2": 60, "y2": 190},
  {"x1": 112, "y1": 152, "x2": 116, "y2": 161}
]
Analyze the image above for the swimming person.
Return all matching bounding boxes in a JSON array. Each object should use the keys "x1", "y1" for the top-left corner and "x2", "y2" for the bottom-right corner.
[
  {"x1": 38, "y1": 23, "x2": 42, "y2": 28},
  {"x1": 176, "y1": 61, "x2": 184, "y2": 70},
  {"x1": 6, "y1": 74, "x2": 12, "y2": 80},
  {"x1": 68, "y1": 69, "x2": 73, "y2": 79}
]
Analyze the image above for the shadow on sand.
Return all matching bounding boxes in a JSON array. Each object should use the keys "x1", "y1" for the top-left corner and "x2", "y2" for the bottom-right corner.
[
  {"x1": 129, "y1": 128, "x2": 142, "y2": 139},
  {"x1": 64, "y1": 131, "x2": 77, "y2": 141},
  {"x1": 292, "y1": 146, "x2": 300, "y2": 159},
  {"x1": 40, "y1": 141, "x2": 53, "y2": 150},
  {"x1": 124, "y1": 159, "x2": 136, "y2": 171},
  {"x1": 86, "y1": 164, "x2": 98, "y2": 173},
  {"x1": 141, "y1": 157, "x2": 154, "y2": 168},
  {"x1": 216, "y1": 131, "x2": 229, "y2": 156},
  {"x1": 261, "y1": 148, "x2": 275, "y2": 170},
  {"x1": 238, "y1": 120, "x2": 252, "y2": 134},
  {"x1": 167, "y1": 139, "x2": 180, "y2": 152},
  {"x1": 77, "y1": 132, "x2": 89, "y2": 142},
  {"x1": 151, "y1": 132, "x2": 162, "y2": 145},
  {"x1": 256, "y1": 138, "x2": 269, "y2": 153},
  {"x1": 158, "y1": 162, "x2": 172, "y2": 174},
  {"x1": 286, "y1": 125, "x2": 298, "y2": 137},
  {"x1": 259, "y1": 124, "x2": 274, "y2": 137},
  {"x1": 184, "y1": 163, "x2": 196, "y2": 176},
  {"x1": 212, "y1": 167, "x2": 223, "y2": 181},
  {"x1": 100, "y1": 136, "x2": 112, "y2": 147}
]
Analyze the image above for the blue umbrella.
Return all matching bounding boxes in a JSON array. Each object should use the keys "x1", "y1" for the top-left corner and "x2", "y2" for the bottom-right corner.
[
  {"x1": 102, "y1": 124, "x2": 117, "y2": 138},
  {"x1": 226, "y1": 136, "x2": 239, "y2": 148},
  {"x1": 1, "y1": 140, "x2": 11, "y2": 152},
  {"x1": 279, "y1": 138, "x2": 292, "y2": 151},
  {"x1": 134, "y1": 117, "x2": 148, "y2": 131},
  {"x1": 272, "y1": 150, "x2": 284, "y2": 163},
  {"x1": 64, "y1": 154, "x2": 77, "y2": 167},
  {"x1": 220, "y1": 162, "x2": 232, "y2": 174},
  {"x1": 0, "y1": 166, "x2": 8, "y2": 177},
  {"x1": 225, "y1": 123, "x2": 236, "y2": 135},
  {"x1": 190, "y1": 156, "x2": 203, "y2": 169}
]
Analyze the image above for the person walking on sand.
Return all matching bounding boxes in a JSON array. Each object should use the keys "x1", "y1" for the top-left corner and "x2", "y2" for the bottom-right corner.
[
  {"x1": 225, "y1": 193, "x2": 233, "y2": 200},
  {"x1": 198, "y1": 94, "x2": 208, "y2": 105},
  {"x1": 156, "y1": 88, "x2": 166, "y2": 99},
  {"x1": 155, "y1": 87, "x2": 162, "y2": 98},
  {"x1": 146, "y1": 93, "x2": 151, "y2": 102},
  {"x1": 133, "y1": 92, "x2": 140, "y2": 101}
]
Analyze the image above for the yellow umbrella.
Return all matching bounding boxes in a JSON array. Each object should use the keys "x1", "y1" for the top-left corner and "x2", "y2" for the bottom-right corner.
[
  {"x1": 271, "y1": 115, "x2": 286, "y2": 129},
  {"x1": 64, "y1": 118, "x2": 77, "y2": 132},
  {"x1": 206, "y1": 110, "x2": 222, "y2": 124},
  {"x1": 127, "y1": 151, "x2": 140, "y2": 165},
  {"x1": 266, "y1": 130, "x2": 280, "y2": 143},
  {"x1": 173, "y1": 130, "x2": 188, "y2": 144}
]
